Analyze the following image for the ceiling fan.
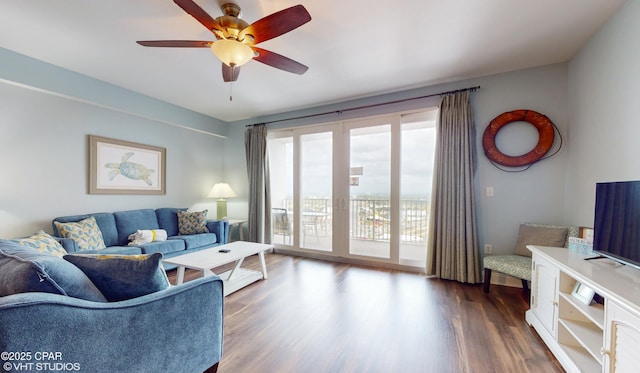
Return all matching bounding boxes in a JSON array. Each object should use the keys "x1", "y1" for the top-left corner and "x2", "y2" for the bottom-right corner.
[{"x1": 137, "y1": 0, "x2": 311, "y2": 83}]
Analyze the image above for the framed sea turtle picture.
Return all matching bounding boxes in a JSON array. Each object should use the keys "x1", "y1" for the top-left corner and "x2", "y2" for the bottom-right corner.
[{"x1": 89, "y1": 135, "x2": 166, "y2": 195}]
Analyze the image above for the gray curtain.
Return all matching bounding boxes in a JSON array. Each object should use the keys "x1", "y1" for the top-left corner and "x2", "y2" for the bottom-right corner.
[
  {"x1": 245, "y1": 124, "x2": 271, "y2": 243},
  {"x1": 426, "y1": 91, "x2": 482, "y2": 283}
]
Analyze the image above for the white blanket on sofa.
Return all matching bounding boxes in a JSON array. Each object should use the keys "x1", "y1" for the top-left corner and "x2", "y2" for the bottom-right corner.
[{"x1": 128, "y1": 229, "x2": 168, "y2": 245}]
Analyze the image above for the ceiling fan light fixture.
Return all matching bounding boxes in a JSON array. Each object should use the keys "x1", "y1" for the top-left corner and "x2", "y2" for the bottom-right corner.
[{"x1": 210, "y1": 39, "x2": 254, "y2": 67}]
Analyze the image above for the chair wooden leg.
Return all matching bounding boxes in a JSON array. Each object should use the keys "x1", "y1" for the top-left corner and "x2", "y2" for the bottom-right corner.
[
  {"x1": 204, "y1": 362, "x2": 219, "y2": 373},
  {"x1": 521, "y1": 279, "x2": 529, "y2": 292},
  {"x1": 483, "y1": 269, "x2": 492, "y2": 293}
]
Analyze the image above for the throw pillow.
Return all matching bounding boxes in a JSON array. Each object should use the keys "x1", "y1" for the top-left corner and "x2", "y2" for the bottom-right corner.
[
  {"x1": 13, "y1": 230, "x2": 67, "y2": 257},
  {"x1": 0, "y1": 239, "x2": 107, "y2": 302},
  {"x1": 177, "y1": 210, "x2": 209, "y2": 235},
  {"x1": 63, "y1": 252, "x2": 170, "y2": 302},
  {"x1": 514, "y1": 224, "x2": 568, "y2": 257},
  {"x1": 54, "y1": 216, "x2": 106, "y2": 251}
]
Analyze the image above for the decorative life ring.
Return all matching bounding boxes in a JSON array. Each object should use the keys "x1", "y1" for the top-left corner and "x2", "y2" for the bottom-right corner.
[{"x1": 482, "y1": 109, "x2": 555, "y2": 167}]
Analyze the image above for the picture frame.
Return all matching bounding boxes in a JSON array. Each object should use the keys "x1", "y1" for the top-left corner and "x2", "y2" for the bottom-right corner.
[
  {"x1": 571, "y1": 281, "x2": 595, "y2": 306},
  {"x1": 89, "y1": 135, "x2": 166, "y2": 195},
  {"x1": 579, "y1": 226, "x2": 594, "y2": 241}
]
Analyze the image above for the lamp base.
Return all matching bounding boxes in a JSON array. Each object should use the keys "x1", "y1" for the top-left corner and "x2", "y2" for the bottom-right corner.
[{"x1": 216, "y1": 199, "x2": 228, "y2": 220}]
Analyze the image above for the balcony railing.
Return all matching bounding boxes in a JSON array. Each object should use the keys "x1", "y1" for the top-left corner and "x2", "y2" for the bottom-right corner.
[
  {"x1": 351, "y1": 199, "x2": 429, "y2": 244},
  {"x1": 283, "y1": 198, "x2": 429, "y2": 244}
]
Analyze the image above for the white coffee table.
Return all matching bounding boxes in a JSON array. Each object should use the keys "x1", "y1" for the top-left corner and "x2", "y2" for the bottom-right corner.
[{"x1": 163, "y1": 241, "x2": 272, "y2": 296}]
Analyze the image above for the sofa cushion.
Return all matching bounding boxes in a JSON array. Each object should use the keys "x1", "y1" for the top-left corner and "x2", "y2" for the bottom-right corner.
[
  {"x1": 63, "y1": 252, "x2": 170, "y2": 302},
  {"x1": 13, "y1": 230, "x2": 67, "y2": 257},
  {"x1": 169, "y1": 233, "x2": 218, "y2": 250},
  {"x1": 53, "y1": 213, "x2": 119, "y2": 247},
  {"x1": 54, "y1": 216, "x2": 107, "y2": 252},
  {"x1": 0, "y1": 239, "x2": 107, "y2": 302},
  {"x1": 177, "y1": 210, "x2": 209, "y2": 235},
  {"x1": 114, "y1": 209, "x2": 160, "y2": 246},
  {"x1": 156, "y1": 208, "x2": 186, "y2": 237},
  {"x1": 515, "y1": 224, "x2": 568, "y2": 257},
  {"x1": 136, "y1": 240, "x2": 185, "y2": 255}
]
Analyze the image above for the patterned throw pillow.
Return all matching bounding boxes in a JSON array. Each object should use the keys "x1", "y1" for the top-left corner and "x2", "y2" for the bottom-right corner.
[
  {"x1": 13, "y1": 230, "x2": 67, "y2": 257},
  {"x1": 63, "y1": 253, "x2": 170, "y2": 302},
  {"x1": 54, "y1": 216, "x2": 106, "y2": 251},
  {"x1": 177, "y1": 210, "x2": 209, "y2": 235}
]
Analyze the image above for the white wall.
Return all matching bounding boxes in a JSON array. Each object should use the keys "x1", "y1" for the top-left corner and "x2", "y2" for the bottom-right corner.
[
  {"x1": 225, "y1": 63, "x2": 570, "y2": 255},
  {"x1": 566, "y1": 0, "x2": 640, "y2": 227},
  {"x1": 0, "y1": 51, "x2": 229, "y2": 238}
]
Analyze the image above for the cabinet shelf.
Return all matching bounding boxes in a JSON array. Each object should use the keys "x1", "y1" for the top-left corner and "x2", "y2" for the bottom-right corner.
[
  {"x1": 559, "y1": 291, "x2": 604, "y2": 329},
  {"x1": 558, "y1": 343, "x2": 601, "y2": 373},
  {"x1": 558, "y1": 318, "x2": 602, "y2": 364}
]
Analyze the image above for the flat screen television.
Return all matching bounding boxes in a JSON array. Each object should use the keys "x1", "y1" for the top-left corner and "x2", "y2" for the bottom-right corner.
[{"x1": 593, "y1": 180, "x2": 640, "y2": 269}]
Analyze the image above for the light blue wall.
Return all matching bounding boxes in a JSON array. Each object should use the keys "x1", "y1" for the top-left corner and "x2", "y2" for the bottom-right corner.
[
  {"x1": 4, "y1": 0, "x2": 636, "y2": 253},
  {"x1": 0, "y1": 49, "x2": 229, "y2": 237},
  {"x1": 225, "y1": 63, "x2": 570, "y2": 255},
  {"x1": 474, "y1": 65, "x2": 568, "y2": 254},
  {"x1": 566, "y1": 0, "x2": 640, "y2": 227}
]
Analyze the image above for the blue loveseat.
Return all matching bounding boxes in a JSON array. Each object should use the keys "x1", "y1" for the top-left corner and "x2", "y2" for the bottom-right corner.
[
  {"x1": 0, "y1": 239, "x2": 223, "y2": 372},
  {"x1": 52, "y1": 208, "x2": 230, "y2": 269}
]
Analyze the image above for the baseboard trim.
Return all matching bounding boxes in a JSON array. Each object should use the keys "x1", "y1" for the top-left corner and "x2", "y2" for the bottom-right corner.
[{"x1": 273, "y1": 248, "x2": 427, "y2": 274}]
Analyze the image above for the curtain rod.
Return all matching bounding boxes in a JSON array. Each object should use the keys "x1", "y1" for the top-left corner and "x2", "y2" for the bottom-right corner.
[{"x1": 246, "y1": 85, "x2": 480, "y2": 127}]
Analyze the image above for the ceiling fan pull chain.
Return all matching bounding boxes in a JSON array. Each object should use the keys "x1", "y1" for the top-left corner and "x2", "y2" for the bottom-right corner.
[{"x1": 229, "y1": 81, "x2": 233, "y2": 101}]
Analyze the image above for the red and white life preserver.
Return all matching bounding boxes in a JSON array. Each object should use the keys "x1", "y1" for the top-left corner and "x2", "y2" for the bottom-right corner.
[{"x1": 482, "y1": 109, "x2": 555, "y2": 167}]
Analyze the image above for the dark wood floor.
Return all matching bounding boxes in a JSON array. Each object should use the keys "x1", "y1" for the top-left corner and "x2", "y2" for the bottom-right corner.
[{"x1": 167, "y1": 253, "x2": 562, "y2": 373}]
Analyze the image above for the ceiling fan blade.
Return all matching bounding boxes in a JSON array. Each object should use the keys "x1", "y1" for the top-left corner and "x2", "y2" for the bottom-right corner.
[
  {"x1": 252, "y1": 47, "x2": 308, "y2": 75},
  {"x1": 136, "y1": 40, "x2": 212, "y2": 48},
  {"x1": 239, "y1": 5, "x2": 311, "y2": 45},
  {"x1": 222, "y1": 64, "x2": 241, "y2": 82},
  {"x1": 173, "y1": 0, "x2": 224, "y2": 35}
]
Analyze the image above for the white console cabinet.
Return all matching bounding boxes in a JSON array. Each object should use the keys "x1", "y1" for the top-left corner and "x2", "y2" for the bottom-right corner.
[{"x1": 526, "y1": 246, "x2": 640, "y2": 373}]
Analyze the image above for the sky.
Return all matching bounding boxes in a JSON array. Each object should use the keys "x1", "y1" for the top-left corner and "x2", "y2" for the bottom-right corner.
[{"x1": 290, "y1": 119, "x2": 436, "y2": 199}]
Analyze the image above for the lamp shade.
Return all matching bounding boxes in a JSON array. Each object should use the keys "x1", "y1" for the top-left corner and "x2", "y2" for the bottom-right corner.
[
  {"x1": 210, "y1": 40, "x2": 254, "y2": 67},
  {"x1": 208, "y1": 183, "x2": 237, "y2": 199}
]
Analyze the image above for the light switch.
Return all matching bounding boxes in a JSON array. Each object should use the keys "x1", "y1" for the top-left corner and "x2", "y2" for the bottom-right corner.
[{"x1": 486, "y1": 187, "x2": 494, "y2": 197}]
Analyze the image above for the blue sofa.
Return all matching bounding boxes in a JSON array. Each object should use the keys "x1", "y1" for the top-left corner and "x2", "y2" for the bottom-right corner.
[
  {"x1": 52, "y1": 208, "x2": 230, "y2": 269},
  {"x1": 0, "y1": 278, "x2": 223, "y2": 372},
  {"x1": 0, "y1": 239, "x2": 223, "y2": 372}
]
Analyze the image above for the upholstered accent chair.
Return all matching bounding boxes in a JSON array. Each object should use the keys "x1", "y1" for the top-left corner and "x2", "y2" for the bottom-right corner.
[{"x1": 483, "y1": 223, "x2": 578, "y2": 293}]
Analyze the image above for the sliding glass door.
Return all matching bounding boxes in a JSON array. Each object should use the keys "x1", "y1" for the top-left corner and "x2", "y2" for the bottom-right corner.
[
  {"x1": 268, "y1": 108, "x2": 437, "y2": 269},
  {"x1": 347, "y1": 120, "x2": 392, "y2": 259},
  {"x1": 398, "y1": 112, "x2": 436, "y2": 266},
  {"x1": 299, "y1": 131, "x2": 333, "y2": 251},
  {"x1": 268, "y1": 125, "x2": 335, "y2": 252}
]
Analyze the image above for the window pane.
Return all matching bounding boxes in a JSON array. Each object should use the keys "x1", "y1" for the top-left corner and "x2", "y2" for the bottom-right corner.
[
  {"x1": 268, "y1": 136, "x2": 294, "y2": 245},
  {"x1": 349, "y1": 124, "x2": 391, "y2": 258},
  {"x1": 300, "y1": 132, "x2": 332, "y2": 251},
  {"x1": 399, "y1": 113, "x2": 436, "y2": 266}
]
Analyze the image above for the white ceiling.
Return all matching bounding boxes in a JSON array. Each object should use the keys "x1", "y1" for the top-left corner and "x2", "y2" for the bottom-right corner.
[{"x1": 0, "y1": 0, "x2": 625, "y2": 122}]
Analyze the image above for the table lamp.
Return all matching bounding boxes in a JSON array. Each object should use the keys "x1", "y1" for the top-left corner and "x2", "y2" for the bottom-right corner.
[{"x1": 208, "y1": 183, "x2": 237, "y2": 219}]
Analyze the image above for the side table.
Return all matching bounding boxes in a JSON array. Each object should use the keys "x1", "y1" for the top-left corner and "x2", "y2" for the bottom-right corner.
[{"x1": 226, "y1": 219, "x2": 247, "y2": 241}]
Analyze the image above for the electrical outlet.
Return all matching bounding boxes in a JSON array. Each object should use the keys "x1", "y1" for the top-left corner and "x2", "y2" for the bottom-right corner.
[{"x1": 484, "y1": 244, "x2": 492, "y2": 254}]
